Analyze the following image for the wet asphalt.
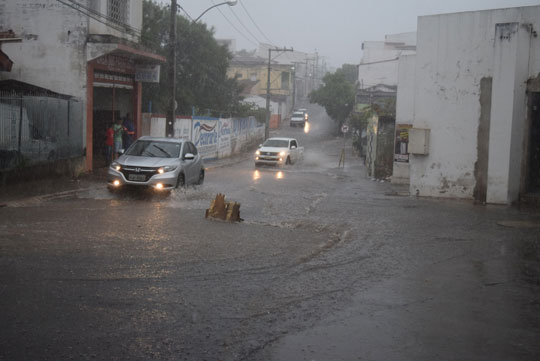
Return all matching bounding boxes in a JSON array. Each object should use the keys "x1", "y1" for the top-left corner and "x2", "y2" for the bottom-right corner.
[{"x1": 1, "y1": 105, "x2": 539, "y2": 361}]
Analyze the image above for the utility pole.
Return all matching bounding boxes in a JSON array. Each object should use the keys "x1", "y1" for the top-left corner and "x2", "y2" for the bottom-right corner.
[
  {"x1": 265, "y1": 47, "x2": 293, "y2": 139},
  {"x1": 166, "y1": 0, "x2": 177, "y2": 138},
  {"x1": 291, "y1": 63, "x2": 298, "y2": 111}
]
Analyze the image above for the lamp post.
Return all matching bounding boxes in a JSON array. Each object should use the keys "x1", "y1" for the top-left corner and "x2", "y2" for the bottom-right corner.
[{"x1": 166, "y1": 0, "x2": 238, "y2": 138}]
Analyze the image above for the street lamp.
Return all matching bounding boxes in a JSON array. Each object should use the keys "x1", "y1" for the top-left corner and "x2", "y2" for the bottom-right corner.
[
  {"x1": 194, "y1": 1, "x2": 238, "y2": 23},
  {"x1": 166, "y1": 0, "x2": 238, "y2": 138}
]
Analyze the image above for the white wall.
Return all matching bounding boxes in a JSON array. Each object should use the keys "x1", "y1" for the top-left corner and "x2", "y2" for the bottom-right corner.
[
  {"x1": 358, "y1": 60, "x2": 399, "y2": 88},
  {"x1": 0, "y1": 0, "x2": 88, "y2": 100},
  {"x1": 408, "y1": 6, "x2": 540, "y2": 203},
  {"x1": 358, "y1": 33, "x2": 416, "y2": 88},
  {"x1": 393, "y1": 54, "x2": 416, "y2": 185},
  {"x1": 396, "y1": 55, "x2": 416, "y2": 124},
  {"x1": 89, "y1": 0, "x2": 142, "y2": 42}
]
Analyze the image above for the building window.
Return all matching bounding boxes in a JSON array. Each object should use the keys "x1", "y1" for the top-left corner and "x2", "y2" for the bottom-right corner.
[
  {"x1": 235, "y1": 72, "x2": 243, "y2": 79},
  {"x1": 250, "y1": 73, "x2": 257, "y2": 81},
  {"x1": 108, "y1": 0, "x2": 129, "y2": 24},
  {"x1": 281, "y1": 72, "x2": 290, "y2": 90}
]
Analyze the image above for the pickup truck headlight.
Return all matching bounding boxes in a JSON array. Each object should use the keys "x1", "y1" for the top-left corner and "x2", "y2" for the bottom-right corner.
[
  {"x1": 255, "y1": 150, "x2": 260, "y2": 155},
  {"x1": 279, "y1": 151, "x2": 286, "y2": 156},
  {"x1": 158, "y1": 166, "x2": 177, "y2": 174}
]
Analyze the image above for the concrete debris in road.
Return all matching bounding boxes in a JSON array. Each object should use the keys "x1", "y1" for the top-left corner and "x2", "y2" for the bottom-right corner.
[{"x1": 205, "y1": 193, "x2": 242, "y2": 222}]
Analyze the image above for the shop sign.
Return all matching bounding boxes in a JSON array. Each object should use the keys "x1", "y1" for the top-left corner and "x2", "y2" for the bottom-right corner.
[
  {"x1": 135, "y1": 65, "x2": 161, "y2": 83},
  {"x1": 95, "y1": 54, "x2": 135, "y2": 73}
]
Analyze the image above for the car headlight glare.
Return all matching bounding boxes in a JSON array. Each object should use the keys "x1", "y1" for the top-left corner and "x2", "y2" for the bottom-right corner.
[
  {"x1": 255, "y1": 150, "x2": 260, "y2": 155},
  {"x1": 111, "y1": 162, "x2": 121, "y2": 171},
  {"x1": 158, "y1": 166, "x2": 177, "y2": 174},
  {"x1": 279, "y1": 151, "x2": 286, "y2": 156}
]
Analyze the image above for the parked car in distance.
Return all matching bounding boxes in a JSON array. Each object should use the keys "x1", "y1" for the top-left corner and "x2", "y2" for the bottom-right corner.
[
  {"x1": 290, "y1": 109, "x2": 308, "y2": 127},
  {"x1": 107, "y1": 136, "x2": 204, "y2": 191},
  {"x1": 254, "y1": 137, "x2": 304, "y2": 167}
]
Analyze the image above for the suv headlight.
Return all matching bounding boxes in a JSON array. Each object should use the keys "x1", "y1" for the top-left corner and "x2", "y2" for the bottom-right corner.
[
  {"x1": 111, "y1": 162, "x2": 121, "y2": 171},
  {"x1": 255, "y1": 150, "x2": 260, "y2": 155},
  {"x1": 158, "y1": 165, "x2": 177, "y2": 174},
  {"x1": 279, "y1": 151, "x2": 286, "y2": 156}
]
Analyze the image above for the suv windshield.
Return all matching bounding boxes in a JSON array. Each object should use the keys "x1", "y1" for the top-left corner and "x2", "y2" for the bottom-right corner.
[
  {"x1": 292, "y1": 112, "x2": 304, "y2": 117},
  {"x1": 126, "y1": 140, "x2": 181, "y2": 158},
  {"x1": 263, "y1": 139, "x2": 289, "y2": 148}
]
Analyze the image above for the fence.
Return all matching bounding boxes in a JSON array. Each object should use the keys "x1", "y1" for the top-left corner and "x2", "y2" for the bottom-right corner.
[
  {"x1": 0, "y1": 91, "x2": 84, "y2": 170},
  {"x1": 146, "y1": 114, "x2": 265, "y2": 161}
]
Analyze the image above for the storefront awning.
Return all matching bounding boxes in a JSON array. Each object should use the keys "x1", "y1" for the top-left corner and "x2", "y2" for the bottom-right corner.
[{"x1": 87, "y1": 35, "x2": 166, "y2": 65}]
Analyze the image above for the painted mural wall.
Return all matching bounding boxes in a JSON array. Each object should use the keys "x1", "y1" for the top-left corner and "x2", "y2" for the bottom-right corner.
[{"x1": 148, "y1": 115, "x2": 264, "y2": 161}]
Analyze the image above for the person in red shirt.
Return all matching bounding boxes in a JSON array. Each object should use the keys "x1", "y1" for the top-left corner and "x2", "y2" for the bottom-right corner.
[{"x1": 105, "y1": 122, "x2": 114, "y2": 165}]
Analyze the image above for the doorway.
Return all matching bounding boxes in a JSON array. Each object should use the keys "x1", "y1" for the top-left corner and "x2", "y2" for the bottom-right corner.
[
  {"x1": 526, "y1": 92, "x2": 540, "y2": 195},
  {"x1": 92, "y1": 85, "x2": 132, "y2": 169}
]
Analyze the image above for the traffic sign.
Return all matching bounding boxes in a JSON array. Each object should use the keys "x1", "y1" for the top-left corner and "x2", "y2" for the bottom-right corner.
[{"x1": 341, "y1": 124, "x2": 349, "y2": 133}]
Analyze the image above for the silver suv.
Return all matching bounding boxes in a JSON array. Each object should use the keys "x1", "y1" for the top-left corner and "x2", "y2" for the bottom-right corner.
[{"x1": 107, "y1": 136, "x2": 204, "y2": 191}]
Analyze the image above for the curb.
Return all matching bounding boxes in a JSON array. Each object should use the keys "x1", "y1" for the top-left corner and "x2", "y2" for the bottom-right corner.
[{"x1": 2, "y1": 187, "x2": 93, "y2": 208}]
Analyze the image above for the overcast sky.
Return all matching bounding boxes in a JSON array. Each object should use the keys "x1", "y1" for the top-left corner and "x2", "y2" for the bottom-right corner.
[{"x1": 157, "y1": 0, "x2": 539, "y2": 67}]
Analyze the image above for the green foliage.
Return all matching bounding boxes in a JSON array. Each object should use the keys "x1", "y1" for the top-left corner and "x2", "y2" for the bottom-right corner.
[
  {"x1": 340, "y1": 64, "x2": 358, "y2": 85},
  {"x1": 371, "y1": 97, "x2": 396, "y2": 118},
  {"x1": 309, "y1": 68, "x2": 355, "y2": 127},
  {"x1": 141, "y1": 1, "x2": 241, "y2": 116}
]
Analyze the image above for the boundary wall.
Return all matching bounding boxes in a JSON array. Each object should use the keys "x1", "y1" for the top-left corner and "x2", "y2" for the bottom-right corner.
[{"x1": 145, "y1": 114, "x2": 265, "y2": 161}]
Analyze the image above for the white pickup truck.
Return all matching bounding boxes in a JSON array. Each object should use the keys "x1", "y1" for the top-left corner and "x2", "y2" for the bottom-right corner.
[{"x1": 254, "y1": 137, "x2": 304, "y2": 167}]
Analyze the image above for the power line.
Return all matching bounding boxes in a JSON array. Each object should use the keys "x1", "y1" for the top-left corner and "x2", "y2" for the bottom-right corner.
[
  {"x1": 226, "y1": 5, "x2": 262, "y2": 45},
  {"x1": 56, "y1": 0, "x2": 141, "y2": 37},
  {"x1": 177, "y1": 5, "x2": 194, "y2": 22},
  {"x1": 209, "y1": 0, "x2": 258, "y2": 47},
  {"x1": 238, "y1": 0, "x2": 274, "y2": 46}
]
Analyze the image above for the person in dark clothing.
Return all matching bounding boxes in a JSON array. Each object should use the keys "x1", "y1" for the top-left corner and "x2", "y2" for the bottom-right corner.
[{"x1": 122, "y1": 113, "x2": 135, "y2": 150}]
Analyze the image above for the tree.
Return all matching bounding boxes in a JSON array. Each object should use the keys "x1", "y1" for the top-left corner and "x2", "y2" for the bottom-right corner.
[
  {"x1": 140, "y1": 1, "x2": 241, "y2": 116},
  {"x1": 309, "y1": 67, "x2": 356, "y2": 131}
]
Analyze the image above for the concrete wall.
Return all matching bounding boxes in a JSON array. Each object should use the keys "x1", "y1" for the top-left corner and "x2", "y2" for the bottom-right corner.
[
  {"x1": 408, "y1": 6, "x2": 540, "y2": 203},
  {"x1": 396, "y1": 54, "x2": 416, "y2": 124},
  {"x1": 148, "y1": 115, "x2": 265, "y2": 161},
  {"x1": 0, "y1": 0, "x2": 89, "y2": 151},
  {"x1": 393, "y1": 54, "x2": 416, "y2": 185},
  {"x1": 358, "y1": 60, "x2": 399, "y2": 88},
  {"x1": 0, "y1": 0, "x2": 88, "y2": 101},
  {"x1": 89, "y1": 0, "x2": 142, "y2": 42}
]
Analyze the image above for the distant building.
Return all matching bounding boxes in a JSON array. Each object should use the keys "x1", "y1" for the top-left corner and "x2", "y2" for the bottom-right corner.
[
  {"x1": 356, "y1": 32, "x2": 416, "y2": 180},
  {"x1": 227, "y1": 50, "x2": 293, "y2": 122}
]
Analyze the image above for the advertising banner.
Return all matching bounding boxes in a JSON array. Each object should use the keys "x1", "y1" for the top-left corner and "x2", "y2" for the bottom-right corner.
[
  {"x1": 218, "y1": 118, "x2": 232, "y2": 158},
  {"x1": 193, "y1": 117, "x2": 218, "y2": 160}
]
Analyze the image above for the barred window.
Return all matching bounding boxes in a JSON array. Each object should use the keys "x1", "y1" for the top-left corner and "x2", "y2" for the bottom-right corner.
[{"x1": 108, "y1": 0, "x2": 129, "y2": 24}]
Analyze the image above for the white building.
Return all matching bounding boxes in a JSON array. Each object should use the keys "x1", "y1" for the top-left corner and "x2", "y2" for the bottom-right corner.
[
  {"x1": 0, "y1": 0, "x2": 165, "y2": 171},
  {"x1": 357, "y1": 32, "x2": 416, "y2": 90},
  {"x1": 400, "y1": 5, "x2": 540, "y2": 204}
]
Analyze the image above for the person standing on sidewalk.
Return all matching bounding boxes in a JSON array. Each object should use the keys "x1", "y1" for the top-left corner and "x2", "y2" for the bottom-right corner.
[
  {"x1": 122, "y1": 113, "x2": 135, "y2": 150},
  {"x1": 105, "y1": 122, "x2": 114, "y2": 165},
  {"x1": 112, "y1": 118, "x2": 125, "y2": 160}
]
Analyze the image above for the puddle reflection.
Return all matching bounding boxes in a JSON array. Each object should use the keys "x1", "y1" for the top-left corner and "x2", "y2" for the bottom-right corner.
[{"x1": 252, "y1": 169, "x2": 285, "y2": 181}]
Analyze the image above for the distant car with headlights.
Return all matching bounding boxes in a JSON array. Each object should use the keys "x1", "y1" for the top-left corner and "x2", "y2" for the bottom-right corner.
[
  {"x1": 290, "y1": 110, "x2": 308, "y2": 127},
  {"x1": 254, "y1": 137, "x2": 303, "y2": 167},
  {"x1": 107, "y1": 136, "x2": 204, "y2": 191}
]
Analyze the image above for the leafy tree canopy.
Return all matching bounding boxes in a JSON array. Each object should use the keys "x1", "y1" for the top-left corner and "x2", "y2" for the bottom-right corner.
[
  {"x1": 309, "y1": 66, "x2": 356, "y2": 128},
  {"x1": 141, "y1": 0, "x2": 243, "y2": 117}
]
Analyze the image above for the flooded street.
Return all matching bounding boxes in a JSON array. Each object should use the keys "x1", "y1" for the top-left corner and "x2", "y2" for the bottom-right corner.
[{"x1": 1, "y1": 106, "x2": 540, "y2": 361}]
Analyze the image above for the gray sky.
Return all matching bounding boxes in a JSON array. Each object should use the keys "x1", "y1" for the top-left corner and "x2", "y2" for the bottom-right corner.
[{"x1": 160, "y1": 0, "x2": 539, "y2": 67}]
